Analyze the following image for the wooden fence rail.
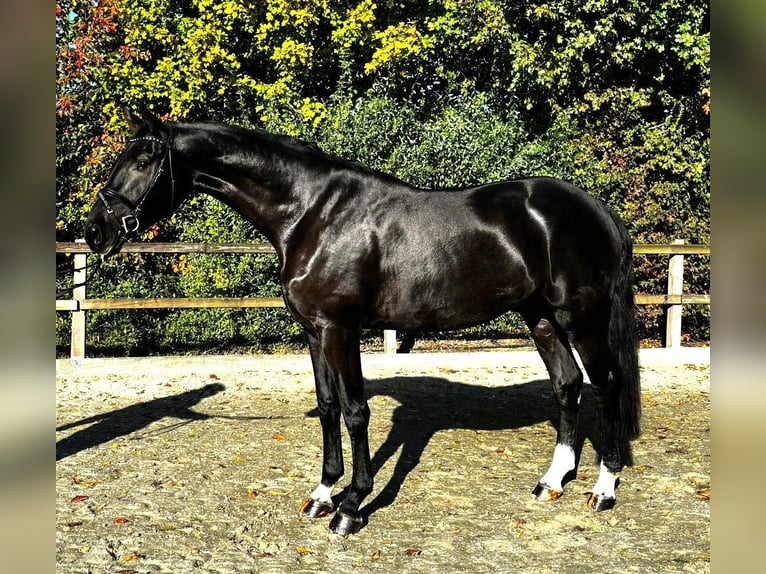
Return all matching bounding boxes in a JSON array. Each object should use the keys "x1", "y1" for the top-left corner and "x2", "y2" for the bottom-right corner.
[{"x1": 56, "y1": 240, "x2": 710, "y2": 358}]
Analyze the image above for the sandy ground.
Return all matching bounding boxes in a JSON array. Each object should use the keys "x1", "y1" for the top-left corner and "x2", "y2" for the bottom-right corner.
[{"x1": 56, "y1": 347, "x2": 709, "y2": 573}]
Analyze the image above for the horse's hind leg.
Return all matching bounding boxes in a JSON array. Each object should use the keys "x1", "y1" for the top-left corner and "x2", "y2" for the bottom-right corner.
[
  {"x1": 572, "y1": 329, "x2": 631, "y2": 511},
  {"x1": 523, "y1": 310, "x2": 583, "y2": 501}
]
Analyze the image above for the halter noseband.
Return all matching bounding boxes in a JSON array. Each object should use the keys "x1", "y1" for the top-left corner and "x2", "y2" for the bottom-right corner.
[{"x1": 98, "y1": 125, "x2": 176, "y2": 237}]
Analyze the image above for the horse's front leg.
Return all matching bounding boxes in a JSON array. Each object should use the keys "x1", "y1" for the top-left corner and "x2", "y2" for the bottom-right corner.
[
  {"x1": 305, "y1": 326, "x2": 372, "y2": 536},
  {"x1": 300, "y1": 334, "x2": 344, "y2": 520},
  {"x1": 327, "y1": 326, "x2": 372, "y2": 535}
]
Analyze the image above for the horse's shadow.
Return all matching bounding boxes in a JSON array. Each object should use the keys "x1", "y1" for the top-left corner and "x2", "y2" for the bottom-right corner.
[
  {"x1": 308, "y1": 376, "x2": 622, "y2": 522},
  {"x1": 56, "y1": 382, "x2": 270, "y2": 461}
]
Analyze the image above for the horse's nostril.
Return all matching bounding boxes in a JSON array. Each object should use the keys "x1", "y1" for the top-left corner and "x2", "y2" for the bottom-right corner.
[{"x1": 85, "y1": 223, "x2": 103, "y2": 248}]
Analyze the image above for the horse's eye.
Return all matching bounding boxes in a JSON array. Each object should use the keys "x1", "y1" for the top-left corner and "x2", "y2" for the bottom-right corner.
[{"x1": 136, "y1": 159, "x2": 149, "y2": 170}]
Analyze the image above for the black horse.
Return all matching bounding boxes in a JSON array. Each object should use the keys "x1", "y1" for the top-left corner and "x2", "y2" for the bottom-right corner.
[{"x1": 84, "y1": 108, "x2": 641, "y2": 536}]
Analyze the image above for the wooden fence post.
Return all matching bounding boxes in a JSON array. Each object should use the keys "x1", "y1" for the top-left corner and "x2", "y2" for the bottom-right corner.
[
  {"x1": 71, "y1": 240, "x2": 87, "y2": 359},
  {"x1": 665, "y1": 239, "x2": 685, "y2": 348},
  {"x1": 383, "y1": 330, "x2": 397, "y2": 354}
]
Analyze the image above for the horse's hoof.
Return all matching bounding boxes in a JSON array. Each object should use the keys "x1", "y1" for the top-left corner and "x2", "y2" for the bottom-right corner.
[
  {"x1": 300, "y1": 498, "x2": 333, "y2": 519},
  {"x1": 329, "y1": 510, "x2": 364, "y2": 536},
  {"x1": 587, "y1": 493, "x2": 616, "y2": 512},
  {"x1": 532, "y1": 482, "x2": 563, "y2": 501}
]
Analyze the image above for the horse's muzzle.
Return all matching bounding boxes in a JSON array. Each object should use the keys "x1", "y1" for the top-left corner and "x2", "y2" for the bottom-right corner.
[{"x1": 84, "y1": 221, "x2": 124, "y2": 257}]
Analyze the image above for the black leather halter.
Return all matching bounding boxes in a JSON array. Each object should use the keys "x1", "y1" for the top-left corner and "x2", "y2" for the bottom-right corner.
[{"x1": 98, "y1": 125, "x2": 176, "y2": 237}]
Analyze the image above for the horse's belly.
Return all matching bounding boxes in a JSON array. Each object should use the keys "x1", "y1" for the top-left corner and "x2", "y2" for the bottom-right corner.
[{"x1": 370, "y1": 259, "x2": 535, "y2": 331}]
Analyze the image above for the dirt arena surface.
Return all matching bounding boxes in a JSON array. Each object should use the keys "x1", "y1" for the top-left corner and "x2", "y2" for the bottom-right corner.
[{"x1": 56, "y1": 348, "x2": 709, "y2": 573}]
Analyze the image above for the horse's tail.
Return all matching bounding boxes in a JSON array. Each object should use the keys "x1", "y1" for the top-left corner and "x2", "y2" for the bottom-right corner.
[{"x1": 607, "y1": 210, "x2": 642, "y2": 441}]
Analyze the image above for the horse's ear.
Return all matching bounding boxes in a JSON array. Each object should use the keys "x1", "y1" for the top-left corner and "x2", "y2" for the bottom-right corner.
[
  {"x1": 122, "y1": 104, "x2": 163, "y2": 135},
  {"x1": 137, "y1": 105, "x2": 163, "y2": 136},
  {"x1": 122, "y1": 105, "x2": 143, "y2": 132}
]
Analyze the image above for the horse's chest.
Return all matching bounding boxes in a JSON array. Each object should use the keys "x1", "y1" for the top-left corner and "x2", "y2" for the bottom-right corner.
[{"x1": 280, "y1": 244, "x2": 377, "y2": 324}]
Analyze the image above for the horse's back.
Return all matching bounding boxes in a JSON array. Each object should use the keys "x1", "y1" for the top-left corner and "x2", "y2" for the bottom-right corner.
[{"x1": 368, "y1": 177, "x2": 624, "y2": 330}]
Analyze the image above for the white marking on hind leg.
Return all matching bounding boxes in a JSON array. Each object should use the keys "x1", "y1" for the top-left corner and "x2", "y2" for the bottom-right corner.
[
  {"x1": 592, "y1": 461, "x2": 619, "y2": 499},
  {"x1": 539, "y1": 444, "x2": 576, "y2": 491},
  {"x1": 310, "y1": 482, "x2": 337, "y2": 505}
]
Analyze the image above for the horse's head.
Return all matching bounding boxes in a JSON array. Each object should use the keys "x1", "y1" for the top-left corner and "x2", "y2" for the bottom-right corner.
[{"x1": 84, "y1": 107, "x2": 179, "y2": 257}]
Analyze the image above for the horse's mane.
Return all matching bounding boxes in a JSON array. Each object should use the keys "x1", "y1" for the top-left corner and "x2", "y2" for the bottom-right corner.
[{"x1": 186, "y1": 122, "x2": 404, "y2": 184}]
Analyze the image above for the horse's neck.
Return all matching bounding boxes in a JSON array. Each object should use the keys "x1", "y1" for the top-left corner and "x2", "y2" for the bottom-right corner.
[{"x1": 181, "y1": 125, "x2": 307, "y2": 254}]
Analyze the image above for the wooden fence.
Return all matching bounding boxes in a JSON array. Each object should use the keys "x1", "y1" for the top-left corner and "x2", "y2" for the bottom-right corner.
[{"x1": 56, "y1": 240, "x2": 710, "y2": 359}]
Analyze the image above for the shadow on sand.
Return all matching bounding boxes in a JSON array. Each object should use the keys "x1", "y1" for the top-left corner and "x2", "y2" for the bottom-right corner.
[{"x1": 56, "y1": 382, "x2": 273, "y2": 461}]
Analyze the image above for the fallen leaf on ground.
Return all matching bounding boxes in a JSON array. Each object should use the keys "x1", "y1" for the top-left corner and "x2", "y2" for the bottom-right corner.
[
  {"x1": 71, "y1": 495, "x2": 89, "y2": 503},
  {"x1": 695, "y1": 488, "x2": 710, "y2": 500},
  {"x1": 404, "y1": 548, "x2": 422, "y2": 556},
  {"x1": 296, "y1": 546, "x2": 313, "y2": 556}
]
